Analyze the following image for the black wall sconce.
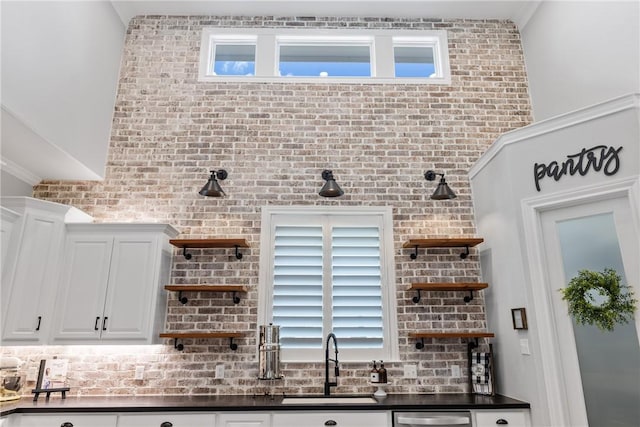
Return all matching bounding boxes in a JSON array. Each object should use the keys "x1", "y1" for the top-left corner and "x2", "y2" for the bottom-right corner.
[
  {"x1": 319, "y1": 170, "x2": 344, "y2": 197},
  {"x1": 424, "y1": 170, "x2": 457, "y2": 200},
  {"x1": 199, "y1": 169, "x2": 227, "y2": 197}
]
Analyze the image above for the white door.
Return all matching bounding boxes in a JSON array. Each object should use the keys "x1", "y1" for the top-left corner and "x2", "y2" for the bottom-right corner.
[
  {"x1": 540, "y1": 196, "x2": 640, "y2": 427},
  {"x1": 101, "y1": 234, "x2": 159, "y2": 341},
  {"x1": 52, "y1": 233, "x2": 113, "y2": 342}
]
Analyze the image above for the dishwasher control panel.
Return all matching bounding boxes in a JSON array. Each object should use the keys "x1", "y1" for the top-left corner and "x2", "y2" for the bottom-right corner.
[{"x1": 393, "y1": 411, "x2": 472, "y2": 427}]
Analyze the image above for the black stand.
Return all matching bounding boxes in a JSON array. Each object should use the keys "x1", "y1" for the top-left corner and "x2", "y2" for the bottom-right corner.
[{"x1": 31, "y1": 387, "x2": 70, "y2": 401}]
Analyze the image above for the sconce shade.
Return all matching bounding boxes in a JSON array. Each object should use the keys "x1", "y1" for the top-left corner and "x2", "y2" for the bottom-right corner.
[
  {"x1": 424, "y1": 170, "x2": 457, "y2": 200},
  {"x1": 319, "y1": 170, "x2": 344, "y2": 197},
  {"x1": 199, "y1": 169, "x2": 228, "y2": 197}
]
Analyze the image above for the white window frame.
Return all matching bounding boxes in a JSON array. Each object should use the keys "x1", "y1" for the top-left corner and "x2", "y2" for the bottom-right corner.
[
  {"x1": 199, "y1": 28, "x2": 450, "y2": 84},
  {"x1": 258, "y1": 206, "x2": 399, "y2": 362},
  {"x1": 206, "y1": 34, "x2": 257, "y2": 76}
]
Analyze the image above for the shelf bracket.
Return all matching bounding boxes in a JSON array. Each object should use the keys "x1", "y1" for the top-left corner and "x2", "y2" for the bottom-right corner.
[
  {"x1": 463, "y1": 291, "x2": 474, "y2": 303},
  {"x1": 229, "y1": 337, "x2": 238, "y2": 351},
  {"x1": 173, "y1": 338, "x2": 185, "y2": 351},
  {"x1": 415, "y1": 337, "x2": 425, "y2": 350},
  {"x1": 178, "y1": 291, "x2": 188, "y2": 304},
  {"x1": 412, "y1": 289, "x2": 422, "y2": 304},
  {"x1": 234, "y1": 245, "x2": 243, "y2": 260},
  {"x1": 232, "y1": 291, "x2": 241, "y2": 304},
  {"x1": 182, "y1": 247, "x2": 192, "y2": 260},
  {"x1": 467, "y1": 338, "x2": 480, "y2": 351},
  {"x1": 410, "y1": 245, "x2": 419, "y2": 260},
  {"x1": 460, "y1": 245, "x2": 470, "y2": 259}
]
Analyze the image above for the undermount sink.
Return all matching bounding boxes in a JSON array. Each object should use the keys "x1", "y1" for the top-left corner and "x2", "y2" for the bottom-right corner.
[{"x1": 281, "y1": 396, "x2": 378, "y2": 404}]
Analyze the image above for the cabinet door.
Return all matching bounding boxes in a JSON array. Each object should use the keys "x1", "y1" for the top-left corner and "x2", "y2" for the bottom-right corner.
[
  {"x1": 1, "y1": 211, "x2": 66, "y2": 344},
  {"x1": 51, "y1": 233, "x2": 113, "y2": 343},
  {"x1": 272, "y1": 412, "x2": 388, "y2": 427},
  {"x1": 217, "y1": 413, "x2": 271, "y2": 427},
  {"x1": 101, "y1": 234, "x2": 160, "y2": 341},
  {"x1": 15, "y1": 413, "x2": 117, "y2": 427},
  {"x1": 473, "y1": 410, "x2": 529, "y2": 427},
  {"x1": 117, "y1": 413, "x2": 214, "y2": 427}
]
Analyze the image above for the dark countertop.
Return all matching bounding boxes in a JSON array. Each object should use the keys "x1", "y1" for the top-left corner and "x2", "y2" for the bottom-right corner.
[{"x1": 1, "y1": 393, "x2": 529, "y2": 416}]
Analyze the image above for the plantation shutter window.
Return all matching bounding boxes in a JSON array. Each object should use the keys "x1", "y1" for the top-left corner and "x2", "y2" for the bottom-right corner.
[{"x1": 259, "y1": 207, "x2": 398, "y2": 362}]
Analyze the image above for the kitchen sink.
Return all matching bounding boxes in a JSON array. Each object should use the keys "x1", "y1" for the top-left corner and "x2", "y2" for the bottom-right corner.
[{"x1": 281, "y1": 396, "x2": 378, "y2": 404}]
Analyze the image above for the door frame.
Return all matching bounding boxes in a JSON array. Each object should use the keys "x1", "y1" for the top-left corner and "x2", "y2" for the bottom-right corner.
[{"x1": 520, "y1": 176, "x2": 640, "y2": 426}]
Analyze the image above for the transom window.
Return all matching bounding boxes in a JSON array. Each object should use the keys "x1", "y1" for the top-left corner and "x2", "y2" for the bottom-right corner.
[
  {"x1": 258, "y1": 207, "x2": 398, "y2": 362},
  {"x1": 199, "y1": 28, "x2": 450, "y2": 84}
]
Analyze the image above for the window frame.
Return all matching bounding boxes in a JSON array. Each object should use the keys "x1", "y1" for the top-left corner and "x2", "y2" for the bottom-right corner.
[
  {"x1": 199, "y1": 28, "x2": 450, "y2": 84},
  {"x1": 258, "y1": 206, "x2": 399, "y2": 362}
]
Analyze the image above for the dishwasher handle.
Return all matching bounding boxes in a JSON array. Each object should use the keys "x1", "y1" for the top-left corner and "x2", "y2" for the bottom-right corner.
[{"x1": 396, "y1": 415, "x2": 471, "y2": 426}]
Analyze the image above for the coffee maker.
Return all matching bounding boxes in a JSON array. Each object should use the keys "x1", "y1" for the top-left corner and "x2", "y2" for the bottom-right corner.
[{"x1": 0, "y1": 357, "x2": 22, "y2": 402}]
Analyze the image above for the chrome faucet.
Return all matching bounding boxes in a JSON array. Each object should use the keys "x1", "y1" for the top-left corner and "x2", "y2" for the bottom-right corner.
[{"x1": 324, "y1": 332, "x2": 339, "y2": 396}]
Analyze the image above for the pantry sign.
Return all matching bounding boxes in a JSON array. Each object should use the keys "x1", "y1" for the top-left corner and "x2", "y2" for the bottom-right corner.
[{"x1": 533, "y1": 145, "x2": 623, "y2": 192}]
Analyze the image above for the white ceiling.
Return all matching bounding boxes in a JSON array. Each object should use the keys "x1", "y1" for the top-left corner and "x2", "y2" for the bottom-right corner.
[{"x1": 110, "y1": 0, "x2": 541, "y2": 28}]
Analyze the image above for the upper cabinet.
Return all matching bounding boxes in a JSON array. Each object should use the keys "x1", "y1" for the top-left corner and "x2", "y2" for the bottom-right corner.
[
  {"x1": 52, "y1": 223, "x2": 178, "y2": 345},
  {"x1": 0, "y1": 197, "x2": 93, "y2": 345}
]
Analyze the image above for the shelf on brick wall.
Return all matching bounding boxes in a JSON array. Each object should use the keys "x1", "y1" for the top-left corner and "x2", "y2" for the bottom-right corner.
[
  {"x1": 403, "y1": 237, "x2": 484, "y2": 260},
  {"x1": 408, "y1": 332, "x2": 495, "y2": 350},
  {"x1": 165, "y1": 285, "x2": 247, "y2": 304},
  {"x1": 159, "y1": 332, "x2": 244, "y2": 351},
  {"x1": 408, "y1": 282, "x2": 489, "y2": 304},
  {"x1": 169, "y1": 238, "x2": 250, "y2": 260}
]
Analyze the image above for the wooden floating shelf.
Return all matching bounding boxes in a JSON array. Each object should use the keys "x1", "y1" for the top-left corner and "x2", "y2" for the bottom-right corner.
[
  {"x1": 408, "y1": 332, "x2": 495, "y2": 350},
  {"x1": 403, "y1": 237, "x2": 484, "y2": 260},
  {"x1": 164, "y1": 285, "x2": 248, "y2": 304},
  {"x1": 408, "y1": 282, "x2": 489, "y2": 303},
  {"x1": 159, "y1": 332, "x2": 244, "y2": 351},
  {"x1": 169, "y1": 238, "x2": 250, "y2": 260}
]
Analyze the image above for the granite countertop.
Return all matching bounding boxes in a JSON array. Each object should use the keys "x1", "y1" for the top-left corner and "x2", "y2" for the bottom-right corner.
[{"x1": 1, "y1": 393, "x2": 529, "y2": 416}]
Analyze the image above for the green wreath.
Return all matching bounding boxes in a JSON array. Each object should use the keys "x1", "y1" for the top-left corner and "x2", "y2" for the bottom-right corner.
[{"x1": 561, "y1": 268, "x2": 637, "y2": 331}]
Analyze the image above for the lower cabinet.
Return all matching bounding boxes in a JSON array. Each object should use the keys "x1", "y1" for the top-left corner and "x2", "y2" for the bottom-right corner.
[
  {"x1": 117, "y1": 413, "x2": 214, "y2": 427},
  {"x1": 472, "y1": 410, "x2": 530, "y2": 427},
  {"x1": 217, "y1": 413, "x2": 271, "y2": 427},
  {"x1": 13, "y1": 413, "x2": 118, "y2": 427},
  {"x1": 272, "y1": 411, "x2": 389, "y2": 427}
]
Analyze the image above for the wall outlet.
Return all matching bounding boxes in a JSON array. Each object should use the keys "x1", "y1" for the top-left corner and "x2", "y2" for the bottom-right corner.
[
  {"x1": 403, "y1": 364, "x2": 417, "y2": 378},
  {"x1": 215, "y1": 364, "x2": 225, "y2": 379},
  {"x1": 451, "y1": 365, "x2": 461, "y2": 378},
  {"x1": 520, "y1": 338, "x2": 531, "y2": 355},
  {"x1": 134, "y1": 365, "x2": 144, "y2": 380}
]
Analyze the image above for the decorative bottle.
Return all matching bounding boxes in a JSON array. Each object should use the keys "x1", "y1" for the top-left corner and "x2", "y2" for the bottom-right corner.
[
  {"x1": 378, "y1": 361, "x2": 387, "y2": 383},
  {"x1": 370, "y1": 360, "x2": 379, "y2": 383}
]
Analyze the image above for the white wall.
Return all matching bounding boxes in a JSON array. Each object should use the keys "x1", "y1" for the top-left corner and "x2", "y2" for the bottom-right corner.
[
  {"x1": 1, "y1": 1, "x2": 126, "y2": 181},
  {"x1": 0, "y1": 171, "x2": 33, "y2": 197},
  {"x1": 521, "y1": 0, "x2": 640, "y2": 120}
]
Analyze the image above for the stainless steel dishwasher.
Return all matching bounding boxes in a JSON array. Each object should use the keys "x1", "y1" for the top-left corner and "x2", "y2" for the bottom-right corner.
[{"x1": 393, "y1": 411, "x2": 472, "y2": 427}]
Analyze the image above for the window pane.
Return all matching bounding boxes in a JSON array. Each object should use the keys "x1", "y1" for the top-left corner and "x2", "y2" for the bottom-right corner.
[
  {"x1": 279, "y1": 45, "x2": 371, "y2": 77},
  {"x1": 394, "y1": 45, "x2": 435, "y2": 78},
  {"x1": 213, "y1": 44, "x2": 255, "y2": 76}
]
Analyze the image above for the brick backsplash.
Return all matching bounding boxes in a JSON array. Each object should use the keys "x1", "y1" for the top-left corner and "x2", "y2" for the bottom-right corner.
[{"x1": 6, "y1": 15, "x2": 531, "y2": 397}]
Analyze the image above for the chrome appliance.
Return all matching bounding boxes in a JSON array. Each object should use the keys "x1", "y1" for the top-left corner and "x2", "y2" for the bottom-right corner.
[{"x1": 258, "y1": 323, "x2": 282, "y2": 380}]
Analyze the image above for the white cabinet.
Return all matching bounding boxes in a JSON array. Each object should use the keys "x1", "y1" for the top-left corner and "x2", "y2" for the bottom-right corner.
[
  {"x1": 13, "y1": 413, "x2": 117, "y2": 427},
  {"x1": 473, "y1": 410, "x2": 530, "y2": 427},
  {"x1": 52, "y1": 223, "x2": 178, "y2": 344},
  {"x1": 117, "y1": 413, "x2": 214, "y2": 427},
  {"x1": 272, "y1": 411, "x2": 388, "y2": 427},
  {"x1": 217, "y1": 413, "x2": 271, "y2": 427},
  {"x1": 1, "y1": 197, "x2": 92, "y2": 345}
]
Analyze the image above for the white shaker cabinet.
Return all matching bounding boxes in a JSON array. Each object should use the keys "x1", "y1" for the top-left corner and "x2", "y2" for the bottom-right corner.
[
  {"x1": 217, "y1": 413, "x2": 271, "y2": 427},
  {"x1": 472, "y1": 410, "x2": 530, "y2": 427},
  {"x1": 0, "y1": 197, "x2": 92, "y2": 345},
  {"x1": 117, "y1": 413, "x2": 214, "y2": 427},
  {"x1": 13, "y1": 413, "x2": 117, "y2": 427},
  {"x1": 51, "y1": 223, "x2": 178, "y2": 344},
  {"x1": 273, "y1": 411, "x2": 388, "y2": 427}
]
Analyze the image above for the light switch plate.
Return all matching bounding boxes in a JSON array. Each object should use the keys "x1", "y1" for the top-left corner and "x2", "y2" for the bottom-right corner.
[
  {"x1": 403, "y1": 364, "x2": 417, "y2": 378},
  {"x1": 134, "y1": 365, "x2": 144, "y2": 380},
  {"x1": 520, "y1": 338, "x2": 531, "y2": 355},
  {"x1": 215, "y1": 364, "x2": 225, "y2": 379},
  {"x1": 451, "y1": 365, "x2": 461, "y2": 377}
]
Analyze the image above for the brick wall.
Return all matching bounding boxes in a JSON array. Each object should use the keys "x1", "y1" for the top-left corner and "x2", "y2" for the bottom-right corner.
[{"x1": 7, "y1": 15, "x2": 531, "y2": 397}]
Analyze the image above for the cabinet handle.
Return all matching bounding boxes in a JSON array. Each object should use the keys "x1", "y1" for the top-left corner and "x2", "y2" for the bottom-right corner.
[
  {"x1": 94, "y1": 317, "x2": 100, "y2": 331},
  {"x1": 102, "y1": 317, "x2": 108, "y2": 331},
  {"x1": 35, "y1": 316, "x2": 42, "y2": 331},
  {"x1": 61, "y1": 422, "x2": 74, "y2": 427},
  {"x1": 324, "y1": 420, "x2": 337, "y2": 426},
  {"x1": 160, "y1": 422, "x2": 173, "y2": 427},
  {"x1": 496, "y1": 419, "x2": 509, "y2": 425}
]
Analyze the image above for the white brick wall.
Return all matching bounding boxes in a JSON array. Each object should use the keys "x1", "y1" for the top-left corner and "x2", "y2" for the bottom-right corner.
[{"x1": 17, "y1": 15, "x2": 532, "y2": 396}]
